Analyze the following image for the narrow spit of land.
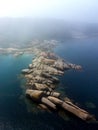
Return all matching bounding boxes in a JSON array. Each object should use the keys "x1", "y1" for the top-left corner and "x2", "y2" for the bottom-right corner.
[
  {"x1": 20, "y1": 40, "x2": 96, "y2": 122},
  {"x1": 0, "y1": 39, "x2": 96, "y2": 122}
]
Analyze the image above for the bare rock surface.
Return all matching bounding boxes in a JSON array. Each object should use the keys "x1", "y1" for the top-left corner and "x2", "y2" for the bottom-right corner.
[{"x1": 21, "y1": 40, "x2": 95, "y2": 122}]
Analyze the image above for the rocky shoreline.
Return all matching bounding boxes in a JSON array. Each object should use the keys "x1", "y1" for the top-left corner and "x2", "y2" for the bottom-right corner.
[
  {"x1": 2, "y1": 39, "x2": 95, "y2": 122},
  {"x1": 21, "y1": 41, "x2": 96, "y2": 122},
  {"x1": 0, "y1": 40, "x2": 57, "y2": 56}
]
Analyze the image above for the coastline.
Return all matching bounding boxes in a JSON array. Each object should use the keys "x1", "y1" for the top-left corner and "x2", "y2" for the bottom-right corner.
[
  {"x1": 0, "y1": 39, "x2": 96, "y2": 122},
  {"x1": 19, "y1": 40, "x2": 95, "y2": 122}
]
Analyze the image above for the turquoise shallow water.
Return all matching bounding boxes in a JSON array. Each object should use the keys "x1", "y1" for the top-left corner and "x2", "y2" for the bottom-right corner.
[
  {"x1": 0, "y1": 38, "x2": 98, "y2": 130},
  {"x1": 0, "y1": 54, "x2": 70, "y2": 130}
]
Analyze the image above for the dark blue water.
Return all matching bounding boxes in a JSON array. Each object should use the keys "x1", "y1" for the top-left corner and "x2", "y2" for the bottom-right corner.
[
  {"x1": 0, "y1": 38, "x2": 98, "y2": 130},
  {"x1": 54, "y1": 37, "x2": 98, "y2": 128}
]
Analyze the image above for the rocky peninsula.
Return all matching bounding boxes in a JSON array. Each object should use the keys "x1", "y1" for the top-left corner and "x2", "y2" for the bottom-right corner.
[
  {"x1": 0, "y1": 39, "x2": 95, "y2": 122},
  {"x1": 20, "y1": 40, "x2": 96, "y2": 122}
]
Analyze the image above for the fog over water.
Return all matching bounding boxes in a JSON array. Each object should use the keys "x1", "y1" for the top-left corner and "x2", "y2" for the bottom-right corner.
[
  {"x1": 0, "y1": 0, "x2": 97, "y2": 23},
  {"x1": 0, "y1": 0, "x2": 98, "y2": 130}
]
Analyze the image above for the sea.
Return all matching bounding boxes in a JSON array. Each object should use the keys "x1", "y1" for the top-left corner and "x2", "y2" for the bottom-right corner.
[{"x1": 0, "y1": 37, "x2": 98, "y2": 130}]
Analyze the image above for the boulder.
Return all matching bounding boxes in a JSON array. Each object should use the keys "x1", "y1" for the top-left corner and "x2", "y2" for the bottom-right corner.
[
  {"x1": 22, "y1": 69, "x2": 30, "y2": 74},
  {"x1": 41, "y1": 97, "x2": 56, "y2": 110},
  {"x1": 34, "y1": 83, "x2": 51, "y2": 91},
  {"x1": 41, "y1": 58, "x2": 55, "y2": 65},
  {"x1": 38, "y1": 103, "x2": 49, "y2": 110},
  {"x1": 25, "y1": 74, "x2": 33, "y2": 79},
  {"x1": 26, "y1": 89, "x2": 43, "y2": 101},
  {"x1": 44, "y1": 91, "x2": 60, "y2": 98},
  {"x1": 28, "y1": 64, "x2": 33, "y2": 69},
  {"x1": 61, "y1": 101, "x2": 95, "y2": 121},
  {"x1": 68, "y1": 63, "x2": 82, "y2": 70},
  {"x1": 48, "y1": 96, "x2": 63, "y2": 105}
]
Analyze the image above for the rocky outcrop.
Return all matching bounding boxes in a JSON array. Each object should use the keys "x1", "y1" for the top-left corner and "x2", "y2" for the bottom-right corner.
[
  {"x1": 22, "y1": 49, "x2": 95, "y2": 122},
  {"x1": 22, "y1": 69, "x2": 33, "y2": 74}
]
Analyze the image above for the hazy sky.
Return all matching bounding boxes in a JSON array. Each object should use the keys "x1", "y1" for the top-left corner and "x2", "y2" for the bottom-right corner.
[{"x1": 0, "y1": 0, "x2": 97, "y2": 23}]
